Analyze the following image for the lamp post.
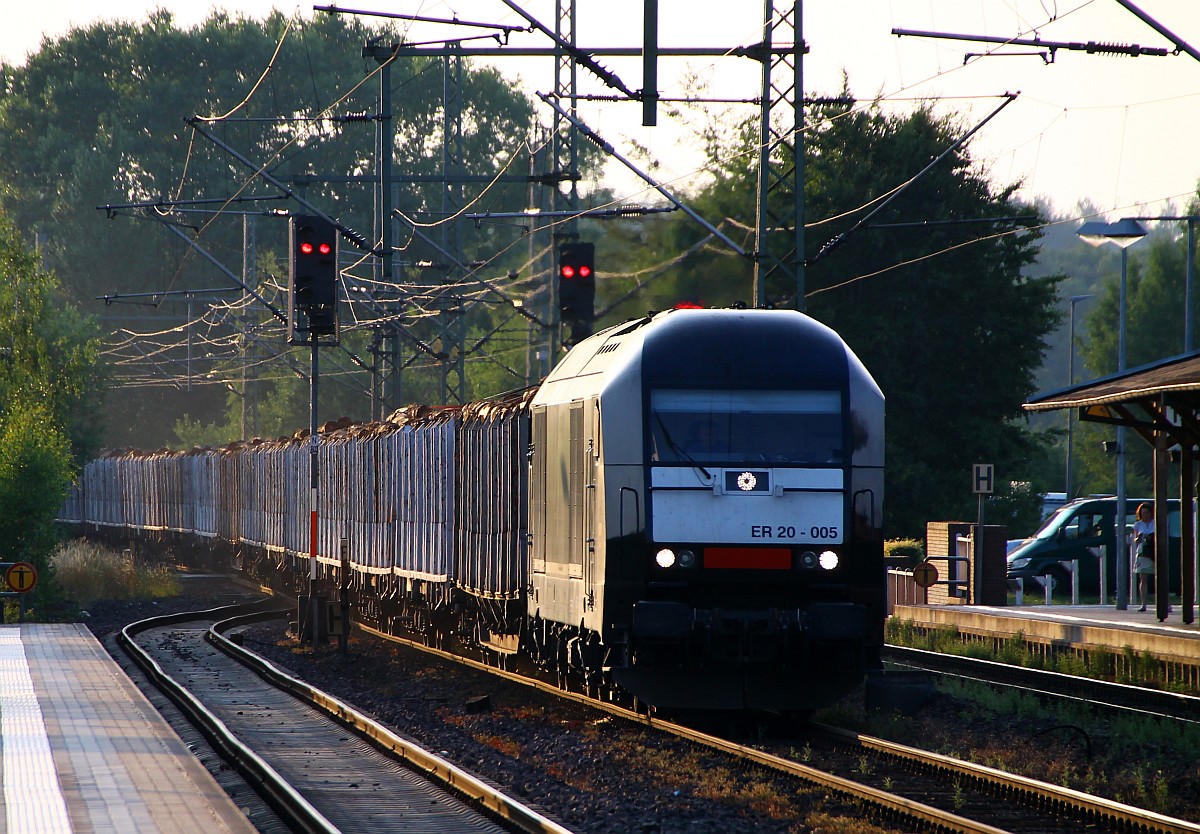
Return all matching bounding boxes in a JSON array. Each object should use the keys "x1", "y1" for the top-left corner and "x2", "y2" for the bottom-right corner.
[
  {"x1": 1065, "y1": 293, "x2": 1094, "y2": 498},
  {"x1": 1077, "y1": 218, "x2": 1148, "y2": 609}
]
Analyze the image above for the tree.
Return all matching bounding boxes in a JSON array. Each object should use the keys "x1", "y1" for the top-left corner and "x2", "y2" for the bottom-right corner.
[
  {"x1": 0, "y1": 213, "x2": 103, "y2": 465},
  {"x1": 0, "y1": 210, "x2": 100, "y2": 617},
  {"x1": 0, "y1": 11, "x2": 549, "y2": 448},
  {"x1": 1072, "y1": 205, "x2": 1199, "y2": 499},
  {"x1": 0, "y1": 401, "x2": 72, "y2": 616},
  {"x1": 605, "y1": 94, "x2": 1062, "y2": 537}
]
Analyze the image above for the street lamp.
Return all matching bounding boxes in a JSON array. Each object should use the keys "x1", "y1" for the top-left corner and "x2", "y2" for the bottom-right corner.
[
  {"x1": 1077, "y1": 218, "x2": 1148, "y2": 610},
  {"x1": 1065, "y1": 293, "x2": 1094, "y2": 498}
]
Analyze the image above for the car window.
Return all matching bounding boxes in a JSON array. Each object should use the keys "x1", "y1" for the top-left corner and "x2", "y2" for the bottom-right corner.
[{"x1": 1064, "y1": 512, "x2": 1103, "y2": 540}]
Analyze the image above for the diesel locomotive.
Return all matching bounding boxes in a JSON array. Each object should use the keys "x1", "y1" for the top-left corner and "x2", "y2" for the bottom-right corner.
[{"x1": 62, "y1": 308, "x2": 885, "y2": 713}]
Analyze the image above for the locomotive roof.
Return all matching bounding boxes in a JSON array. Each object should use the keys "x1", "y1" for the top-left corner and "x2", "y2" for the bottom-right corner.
[{"x1": 541, "y1": 307, "x2": 865, "y2": 391}]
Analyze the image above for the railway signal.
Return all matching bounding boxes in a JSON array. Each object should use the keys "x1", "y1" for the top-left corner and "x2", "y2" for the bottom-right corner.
[
  {"x1": 557, "y1": 241, "x2": 595, "y2": 345},
  {"x1": 288, "y1": 215, "x2": 340, "y2": 345}
]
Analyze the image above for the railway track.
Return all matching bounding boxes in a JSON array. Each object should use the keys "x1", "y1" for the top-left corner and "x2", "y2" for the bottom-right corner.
[
  {"x1": 883, "y1": 644, "x2": 1200, "y2": 723},
  {"x1": 342, "y1": 620, "x2": 1200, "y2": 834},
  {"x1": 115, "y1": 589, "x2": 1200, "y2": 834},
  {"x1": 117, "y1": 602, "x2": 574, "y2": 834}
]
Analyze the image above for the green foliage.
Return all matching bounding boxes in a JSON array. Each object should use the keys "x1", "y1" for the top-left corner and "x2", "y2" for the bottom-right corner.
[
  {"x1": 0, "y1": 214, "x2": 103, "y2": 464},
  {"x1": 884, "y1": 538, "x2": 924, "y2": 567},
  {"x1": 0, "y1": 11, "x2": 556, "y2": 448},
  {"x1": 0, "y1": 401, "x2": 72, "y2": 615},
  {"x1": 1065, "y1": 210, "x2": 1200, "y2": 498},
  {"x1": 987, "y1": 480, "x2": 1045, "y2": 539},
  {"x1": 615, "y1": 91, "x2": 1062, "y2": 537},
  {"x1": 886, "y1": 619, "x2": 1192, "y2": 694},
  {"x1": 0, "y1": 210, "x2": 102, "y2": 617},
  {"x1": 800, "y1": 102, "x2": 1061, "y2": 537}
]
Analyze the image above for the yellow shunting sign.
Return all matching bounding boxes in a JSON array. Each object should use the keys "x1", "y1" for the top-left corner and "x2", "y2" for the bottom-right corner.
[
  {"x1": 5, "y1": 562, "x2": 37, "y2": 593},
  {"x1": 911, "y1": 560, "x2": 939, "y2": 589}
]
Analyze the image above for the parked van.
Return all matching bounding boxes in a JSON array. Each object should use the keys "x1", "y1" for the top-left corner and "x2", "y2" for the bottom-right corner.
[
  {"x1": 1005, "y1": 497, "x2": 1181, "y2": 597},
  {"x1": 1008, "y1": 491, "x2": 1072, "y2": 554}
]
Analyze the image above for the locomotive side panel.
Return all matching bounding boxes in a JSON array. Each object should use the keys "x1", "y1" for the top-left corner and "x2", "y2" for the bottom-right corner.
[{"x1": 528, "y1": 399, "x2": 587, "y2": 626}]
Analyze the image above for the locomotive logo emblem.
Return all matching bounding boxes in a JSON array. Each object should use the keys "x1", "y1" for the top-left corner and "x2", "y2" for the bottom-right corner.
[{"x1": 725, "y1": 470, "x2": 769, "y2": 493}]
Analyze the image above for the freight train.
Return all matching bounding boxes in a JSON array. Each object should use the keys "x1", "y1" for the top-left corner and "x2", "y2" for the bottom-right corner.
[{"x1": 61, "y1": 308, "x2": 886, "y2": 713}]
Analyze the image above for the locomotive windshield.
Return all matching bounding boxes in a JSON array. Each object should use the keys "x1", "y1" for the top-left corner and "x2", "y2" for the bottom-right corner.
[{"x1": 650, "y1": 389, "x2": 843, "y2": 465}]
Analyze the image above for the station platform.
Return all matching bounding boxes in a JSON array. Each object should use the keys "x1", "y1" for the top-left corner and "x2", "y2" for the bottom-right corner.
[
  {"x1": 892, "y1": 602, "x2": 1200, "y2": 664},
  {"x1": 0, "y1": 623, "x2": 256, "y2": 834}
]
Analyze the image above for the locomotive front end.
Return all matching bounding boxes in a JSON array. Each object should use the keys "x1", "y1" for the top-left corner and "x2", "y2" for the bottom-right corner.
[{"x1": 610, "y1": 309, "x2": 885, "y2": 712}]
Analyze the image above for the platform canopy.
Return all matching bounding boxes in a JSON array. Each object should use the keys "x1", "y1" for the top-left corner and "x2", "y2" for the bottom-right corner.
[
  {"x1": 1025, "y1": 353, "x2": 1200, "y2": 432},
  {"x1": 1024, "y1": 352, "x2": 1200, "y2": 623}
]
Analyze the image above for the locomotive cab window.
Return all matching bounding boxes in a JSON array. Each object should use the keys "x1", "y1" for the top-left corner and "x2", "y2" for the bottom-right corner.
[{"x1": 649, "y1": 389, "x2": 843, "y2": 465}]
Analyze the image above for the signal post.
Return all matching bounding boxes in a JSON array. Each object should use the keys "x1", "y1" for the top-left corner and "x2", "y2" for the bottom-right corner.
[
  {"x1": 289, "y1": 215, "x2": 340, "y2": 645},
  {"x1": 557, "y1": 241, "x2": 595, "y2": 347}
]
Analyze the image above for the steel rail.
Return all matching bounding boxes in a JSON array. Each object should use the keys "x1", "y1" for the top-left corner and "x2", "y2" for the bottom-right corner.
[
  {"x1": 118, "y1": 603, "x2": 341, "y2": 834},
  {"x1": 342, "y1": 620, "x2": 1200, "y2": 834},
  {"x1": 814, "y1": 722, "x2": 1200, "y2": 834},
  {"x1": 884, "y1": 644, "x2": 1200, "y2": 723},
  {"x1": 339, "y1": 623, "x2": 1007, "y2": 833},
  {"x1": 208, "y1": 611, "x2": 576, "y2": 834},
  {"x1": 217, "y1": 576, "x2": 1200, "y2": 832}
]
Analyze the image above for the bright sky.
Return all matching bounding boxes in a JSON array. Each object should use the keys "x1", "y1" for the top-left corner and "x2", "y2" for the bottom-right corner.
[{"x1": 4, "y1": 1, "x2": 1200, "y2": 221}]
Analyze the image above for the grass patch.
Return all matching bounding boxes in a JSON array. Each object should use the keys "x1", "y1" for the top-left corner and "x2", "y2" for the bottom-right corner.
[
  {"x1": 52, "y1": 539, "x2": 181, "y2": 607},
  {"x1": 885, "y1": 617, "x2": 1198, "y2": 695},
  {"x1": 823, "y1": 673, "x2": 1200, "y2": 818}
]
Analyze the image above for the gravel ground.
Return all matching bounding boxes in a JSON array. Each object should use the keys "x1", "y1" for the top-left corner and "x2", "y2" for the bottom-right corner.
[
  {"x1": 229, "y1": 621, "x2": 898, "y2": 833},
  {"x1": 80, "y1": 575, "x2": 1200, "y2": 832},
  {"x1": 81, "y1": 577, "x2": 900, "y2": 834}
]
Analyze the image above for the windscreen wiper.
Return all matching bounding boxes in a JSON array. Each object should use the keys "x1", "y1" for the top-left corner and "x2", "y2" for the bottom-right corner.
[{"x1": 653, "y1": 412, "x2": 711, "y2": 480}]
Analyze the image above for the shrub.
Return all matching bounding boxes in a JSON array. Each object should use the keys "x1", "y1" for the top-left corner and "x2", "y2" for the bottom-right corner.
[
  {"x1": 52, "y1": 540, "x2": 180, "y2": 608},
  {"x1": 885, "y1": 538, "x2": 925, "y2": 567},
  {"x1": 0, "y1": 401, "x2": 72, "y2": 616}
]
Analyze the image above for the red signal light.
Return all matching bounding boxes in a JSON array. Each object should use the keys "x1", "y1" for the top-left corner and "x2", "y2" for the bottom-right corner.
[
  {"x1": 318, "y1": 242, "x2": 332, "y2": 255},
  {"x1": 300, "y1": 241, "x2": 314, "y2": 255},
  {"x1": 578, "y1": 265, "x2": 592, "y2": 278},
  {"x1": 561, "y1": 265, "x2": 576, "y2": 279}
]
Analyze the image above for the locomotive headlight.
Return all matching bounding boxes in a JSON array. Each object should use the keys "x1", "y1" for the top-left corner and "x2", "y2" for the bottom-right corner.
[
  {"x1": 678, "y1": 549, "x2": 696, "y2": 568},
  {"x1": 818, "y1": 550, "x2": 839, "y2": 570},
  {"x1": 800, "y1": 550, "x2": 818, "y2": 570},
  {"x1": 655, "y1": 548, "x2": 677, "y2": 568}
]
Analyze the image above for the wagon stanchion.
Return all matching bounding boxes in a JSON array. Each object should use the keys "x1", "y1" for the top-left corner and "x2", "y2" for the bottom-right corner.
[{"x1": 339, "y1": 537, "x2": 350, "y2": 656}]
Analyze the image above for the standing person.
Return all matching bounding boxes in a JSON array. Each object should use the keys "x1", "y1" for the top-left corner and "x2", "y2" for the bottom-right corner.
[{"x1": 1132, "y1": 503, "x2": 1155, "y2": 612}]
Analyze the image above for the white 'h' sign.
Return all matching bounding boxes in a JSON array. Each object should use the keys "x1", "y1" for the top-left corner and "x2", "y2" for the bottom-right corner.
[{"x1": 972, "y1": 463, "x2": 994, "y2": 495}]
